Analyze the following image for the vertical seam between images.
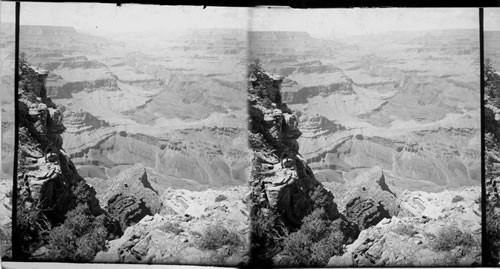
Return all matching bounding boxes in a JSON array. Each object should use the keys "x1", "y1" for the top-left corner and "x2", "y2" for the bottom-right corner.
[
  {"x1": 11, "y1": 1, "x2": 20, "y2": 262},
  {"x1": 479, "y1": 7, "x2": 487, "y2": 266}
]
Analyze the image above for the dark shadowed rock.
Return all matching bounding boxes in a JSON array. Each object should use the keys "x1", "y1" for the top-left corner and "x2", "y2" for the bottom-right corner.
[
  {"x1": 107, "y1": 193, "x2": 152, "y2": 231},
  {"x1": 17, "y1": 63, "x2": 103, "y2": 221},
  {"x1": 343, "y1": 166, "x2": 398, "y2": 230},
  {"x1": 346, "y1": 197, "x2": 390, "y2": 230},
  {"x1": 102, "y1": 164, "x2": 161, "y2": 230}
]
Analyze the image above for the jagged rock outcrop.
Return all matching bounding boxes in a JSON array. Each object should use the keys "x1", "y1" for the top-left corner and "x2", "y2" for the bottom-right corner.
[
  {"x1": 96, "y1": 164, "x2": 161, "y2": 231},
  {"x1": 17, "y1": 63, "x2": 102, "y2": 220},
  {"x1": 248, "y1": 64, "x2": 358, "y2": 266},
  {"x1": 345, "y1": 197, "x2": 390, "y2": 230},
  {"x1": 343, "y1": 166, "x2": 398, "y2": 230},
  {"x1": 248, "y1": 67, "x2": 344, "y2": 227}
]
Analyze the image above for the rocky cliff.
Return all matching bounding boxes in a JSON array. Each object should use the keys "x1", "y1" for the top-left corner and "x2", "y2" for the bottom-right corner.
[
  {"x1": 247, "y1": 62, "x2": 358, "y2": 264},
  {"x1": 484, "y1": 59, "x2": 500, "y2": 265},
  {"x1": 248, "y1": 65, "x2": 338, "y2": 226},
  {"x1": 17, "y1": 62, "x2": 101, "y2": 219},
  {"x1": 16, "y1": 62, "x2": 120, "y2": 259}
]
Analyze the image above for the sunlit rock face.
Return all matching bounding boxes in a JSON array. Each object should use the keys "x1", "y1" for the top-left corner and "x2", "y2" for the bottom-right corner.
[{"x1": 251, "y1": 29, "x2": 480, "y2": 192}]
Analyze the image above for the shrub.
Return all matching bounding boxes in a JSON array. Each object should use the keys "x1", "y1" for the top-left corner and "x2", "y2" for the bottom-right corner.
[
  {"x1": 393, "y1": 223, "x2": 418, "y2": 237},
  {"x1": 281, "y1": 231, "x2": 312, "y2": 266},
  {"x1": 432, "y1": 224, "x2": 477, "y2": 251},
  {"x1": 16, "y1": 197, "x2": 52, "y2": 258},
  {"x1": 215, "y1": 194, "x2": 228, "y2": 202},
  {"x1": 280, "y1": 208, "x2": 346, "y2": 267},
  {"x1": 248, "y1": 58, "x2": 262, "y2": 77},
  {"x1": 310, "y1": 231, "x2": 344, "y2": 266},
  {"x1": 486, "y1": 203, "x2": 500, "y2": 265},
  {"x1": 451, "y1": 195, "x2": 465, "y2": 203},
  {"x1": 46, "y1": 204, "x2": 109, "y2": 262},
  {"x1": 158, "y1": 222, "x2": 183, "y2": 235},
  {"x1": 250, "y1": 208, "x2": 287, "y2": 265},
  {"x1": 198, "y1": 224, "x2": 242, "y2": 250}
]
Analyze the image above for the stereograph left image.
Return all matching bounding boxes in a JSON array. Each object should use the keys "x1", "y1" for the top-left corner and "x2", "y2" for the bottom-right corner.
[{"x1": 10, "y1": 2, "x2": 251, "y2": 264}]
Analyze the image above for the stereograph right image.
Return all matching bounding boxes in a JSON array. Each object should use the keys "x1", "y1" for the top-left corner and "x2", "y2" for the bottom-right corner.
[
  {"x1": 484, "y1": 7, "x2": 500, "y2": 266},
  {"x1": 247, "y1": 8, "x2": 481, "y2": 267}
]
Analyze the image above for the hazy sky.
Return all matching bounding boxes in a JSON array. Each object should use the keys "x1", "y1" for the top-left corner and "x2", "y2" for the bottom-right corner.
[
  {"x1": 0, "y1": 3, "x2": 482, "y2": 38},
  {"x1": 2, "y1": 2, "x2": 248, "y2": 34},
  {"x1": 485, "y1": 8, "x2": 500, "y2": 31},
  {"x1": 250, "y1": 8, "x2": 478, "y2": 38},
  {"x1": 0, "y1": 1, "x2": 15, "y2": 23}
]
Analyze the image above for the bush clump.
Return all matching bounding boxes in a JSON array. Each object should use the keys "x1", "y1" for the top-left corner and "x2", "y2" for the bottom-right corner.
[
  {"x1": 432, "y1": 224, "x2": 477, "y2": 251},
  {"x1": 15, "y1": 198, "x2": 52, "y2": 258},
  {"x1": 46, "y1": 204, "x2": 109, "y2": 262},
  {"x1": 215, "y1": 194, "x2": 228, "y2": 202},
  {"x1": 393, "y1": 223, "x2": 418, "y2": 237},
  {"x1": 280, "y1": 208, "x2": 346, "y2": 267},
  {"x1": 158, "y1": 222, "x2": 183, "y2": 235},
  {"x1": 451, "y1": 195, "x2": 465, "y2": 203},
  {"x1": 250, "y1": 207, "x2": 288, "y2": 266},
  {"x1": 198, "y1": 224, "x2": 242, "y2": 250}
]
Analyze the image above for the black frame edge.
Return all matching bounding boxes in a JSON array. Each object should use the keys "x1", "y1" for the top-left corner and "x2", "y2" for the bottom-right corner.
[
  {"x1": 11, "y1": 1, "x2": 20, "y2": 262},
  {"x1": 479, "y1": 7, "x2": 488, "y2": 267}
]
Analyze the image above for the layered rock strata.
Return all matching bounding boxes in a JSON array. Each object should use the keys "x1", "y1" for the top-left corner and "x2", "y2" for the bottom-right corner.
[
  {"x1": 342, "y1": 166, "x2": 399, "y2": 230},
  {"x1": 98, "y1": 164, "x2": 161, "y2": 231}
]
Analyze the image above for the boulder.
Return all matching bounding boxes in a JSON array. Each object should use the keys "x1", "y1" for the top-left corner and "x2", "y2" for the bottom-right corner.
[
  {"x1": 102, "y1": 164, "x2": 161, "y2": 230},
  {"x1": 343, "y1": 166, "x2": 398, "y2": 230}
]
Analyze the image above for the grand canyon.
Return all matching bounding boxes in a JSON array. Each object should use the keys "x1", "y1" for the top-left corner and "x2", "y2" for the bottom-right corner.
[
  {"x1": 1, "y1": 5, "x2": 484, "y2": 267},
  {"x1": 251, "y1": 29, "x2": 480, "y2": 193}
]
